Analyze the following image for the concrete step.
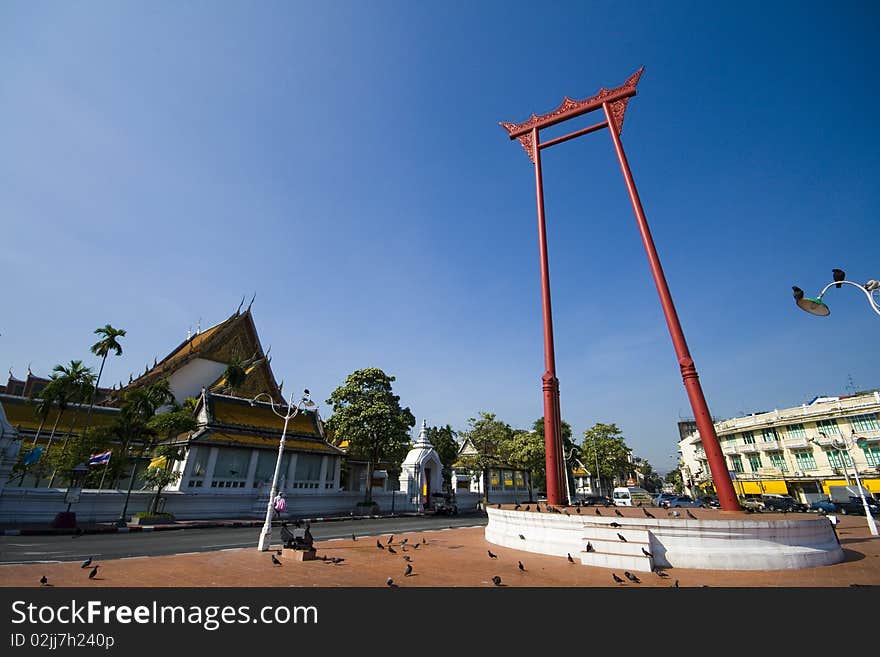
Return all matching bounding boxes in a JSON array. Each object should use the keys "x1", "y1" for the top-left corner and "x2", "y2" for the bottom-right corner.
[
  {"x1": 581, "y1": 526, "x2": 651, "y2": 545},
  {"x1": 584, "y1": 537, "x2": 653, "y2": 558},
  {"x1": 580, "y1": 550, "x2": 654, "y2": 572}
]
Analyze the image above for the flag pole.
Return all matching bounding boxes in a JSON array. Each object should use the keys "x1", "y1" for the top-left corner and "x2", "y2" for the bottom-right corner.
[{"x1": 98, "y1": 458, "x2": 110, "y2": 490}]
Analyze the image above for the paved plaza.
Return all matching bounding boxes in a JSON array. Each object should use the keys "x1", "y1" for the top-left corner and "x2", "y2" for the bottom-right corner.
[{"x1": 2, "y1": 513, "x2": 879, "y2": 588}]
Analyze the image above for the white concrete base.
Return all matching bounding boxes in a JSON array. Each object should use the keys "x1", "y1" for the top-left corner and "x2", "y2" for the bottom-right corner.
[{"x1": 485, "y1": 508, "x2": 845, "y2": 571}]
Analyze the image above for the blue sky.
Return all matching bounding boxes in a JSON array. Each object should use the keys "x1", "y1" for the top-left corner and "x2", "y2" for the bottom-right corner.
[{"x1": 2, "y1": 1, "x2": 878, "y2": 474}]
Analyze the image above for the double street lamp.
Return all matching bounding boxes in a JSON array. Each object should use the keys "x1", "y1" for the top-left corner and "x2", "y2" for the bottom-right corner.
[
  {"x1": 831, "y1": 433, "x2": 879, "y2": 537},
  {"x1": 251, "y1": 389, "x2": 314, "y2": 552}
]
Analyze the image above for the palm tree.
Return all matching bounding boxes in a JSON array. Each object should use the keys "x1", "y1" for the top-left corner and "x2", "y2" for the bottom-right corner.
[
  {"x1": 47, "y1": 360, "x2": 95, "y2": 487},
  {"x1": 81, "y1": 324, "x2": 126, "y2": 440},
  {"x1": 36, "y1": 374, "x2": 70, "y2": 486}
]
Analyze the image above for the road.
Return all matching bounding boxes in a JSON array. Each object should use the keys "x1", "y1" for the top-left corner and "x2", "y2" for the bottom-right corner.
[{"x1": 0, "y1": 515, "x2": 488, "y2": 565}]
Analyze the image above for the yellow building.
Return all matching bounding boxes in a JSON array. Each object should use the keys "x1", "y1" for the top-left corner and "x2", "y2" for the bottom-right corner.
[{"x1": 678, "y1": 391, "x2": 880, "y2": 504}]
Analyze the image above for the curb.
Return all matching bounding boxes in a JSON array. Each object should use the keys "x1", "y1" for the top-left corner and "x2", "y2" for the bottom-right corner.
[{"x1": 2, "y1": 511, "x2": 482, "y2": 537}]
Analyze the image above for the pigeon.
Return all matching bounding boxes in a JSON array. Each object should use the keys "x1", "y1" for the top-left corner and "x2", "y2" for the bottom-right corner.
[
  {"x1": 386, "y1": 577, "x2": 396, "y2": 587},
  {"x1": 612, "y1": 573, "x2": 624, "y2": 584},
  {"x1": 535, "y1": 505, "x2": 541, "y2": 513},
  {"x1": 387, "y1": 535, "x2": 394, "y2": 544},
  {"x1": 642, "y1": 547, "x2": 654, "y2": 558},
  {"x1": 609, "y1": 521, "x2": 621, "y2": 528},
  {"x1": 668, "y1": 510, "x2": 681, "y2": 518},
  {"x1": 412, "y1": 543, "x2": 420, "y2": 549},
  {"x1": 377, "y1": 540, "x2": 385, "y2": 550},
  {"x1": 567, "y1": 553, "x2": 575, "y2": 563},
  {"x1": 496, "y1": 503, "x2": 501, "y2": 509},
  {"x1": 401, "y1": 538, "x2": 408, "y2": 545},
  {"x1": 614, "y1": 508, "x2": 623, "y2": 517},
  {"x1": 617, "y1": 533, "x2": 627, "y2": 542},
  {"x1": 492, "y1": 575, "x2": 502, "y2": 586},
  {"x1": 402, "y1": 545, "x2": 408, "y2": 552},
  {"x1": 330, "y1": 557, "x2": 344, "y2": 564},
  {"x1": 488, "y1": 550, "x2": 497, "y2": 559},
  {"x1": 524, "y1": 505, "x2": 530, "y2": 511},
  {"x1": 563, "y1": 510, "x2": 570, "y2": 515},
  {"x1": 637, "y1": 502, "x2": 643, "y2": 507},
  {"x1": 575, "y1": 506, "x2": 581, "y2": 514},
  {"x1": 595, "y1": 508, "x2": 602, "y2": 516},
  {"x1": 624, "y1": 571, "x2": 641, "y2": 583},
  {"x1": 792, "y1": 286, "x2": 804, "y2": 301},
  {"x1": 514, "y1": 503, "x2": 521, "y2": 510},
  {"x1": 276, "y1": 549, "x2": 282, "y2": 555},
  {"x1": 832, "y1": 268, "x2": 845, "y2": 288},
  {"x1": 88, "y1": 566, "x2": 99, "y2": 579},
  {"x1": 673, "y1": 579, "x2": 679, "y2": 588},
  {"x1": 403, "y1": 555, "x2": 412, "y2": 562},
  {"x1": 40, "y1": 575, "x2": 48, "y2": 586},
  {"x1": 421, "y1": 538, "x2": 426, "y2": 544},
  {"x1": 81, "y1": 557, "x2": 92, "y2": 569},
  {"x1": 388, "y1": 547, "x2": 397, "y2": 554},
  {"x1": 352, "y1": 534, "x2": 357, "y2": 541},
  {"x1": 518, "y1": 561, "x2": 525, "y2": 572},
  {"x1": 518, "y1": 534, "x2": 526, "y2": 540},
  {"x1": 643, "y1": 508, "x2": 655, "y2": 519},
  {"x1": 404, "y1": 563, "x2": 413, "y2": 577},
  {"x1": 687, "y1": 510, "x2": 697, "y2": 519},
  {"x1": 654, "y1": 568, "x2": 669, "y2": 578},
  {"x1": 272, "y1": 554, "x2": 282, "y2": 566},
  {"x1": 586, "y1": 542, "x2": 595, "y2": 553}
]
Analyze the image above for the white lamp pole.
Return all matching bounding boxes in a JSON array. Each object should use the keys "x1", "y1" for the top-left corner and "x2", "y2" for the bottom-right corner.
[
  {"x1": 792, "y1": 274, "x2": 880, "y2": 317},
  {"x1": 252, "y1": 389, "x2": 313, "y2": 551},
  {"x1": 832, "y1": 433, "x2": 878, "y2": 537}
]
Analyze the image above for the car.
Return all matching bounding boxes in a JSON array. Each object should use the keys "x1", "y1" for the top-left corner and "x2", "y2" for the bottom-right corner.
[
  {"x1": 698, "y1": 496, "x2": 720, "y2": 509},
  {"x1": 739, "y1": 497, "x2": 765, "y2": 512},
  {"x1": 761, "y1": 494, "x2": 808, "y2": 513},
  {"x1": 835, "y1": 496, "x2": 880, "y2": 516},
  {"x1": 658, "y1": 495, "x2": 702, "y2": 509},
  {"x1": 653, "y1": 493, "x2": 678, "y2": 507},
  {"x1": 809, "y1": 499, "x2": 837, "y2": 513},
  {"x1": 580, "y1": 495, "x2": 611, "y2": 506}
]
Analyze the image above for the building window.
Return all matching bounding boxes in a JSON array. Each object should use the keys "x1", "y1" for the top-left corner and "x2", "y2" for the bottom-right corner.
[
  {"x1": 786, "y1": 423, "x2": 807, "y2": 439},
  {"x1": 742, "y1": 431, "x2": 755, "y2": 445},
  {"x1": 768, "y1": 452, "x2": 788, "y2": 472},
  {"x1": 212, "y1": 448, "x2": 250, "y2": 487},
  {"x1": 489, "y1": 469, "x2": 501, "y2": 491},
  {"x1": 826, "y1": 449, "x2": 853, "y2": 470},
  {"x1": 864, "y1": 446, "x2": 880, "y2": 468},
  {"x1": 323, "y1": 456, "x2": 337, "y2": 488},
  {"x1": 729, "y1": 455, "x2": 744, "y2": 473},
  {"x1": 761, "y1": 427, "x2": 778, "y2": 442},
  {"x1": 253, "y1": 451, "x2": 291, "y2": 489},
  {"x1": 747, "y1": 454, "x2": 762, "y2": 471},
  {"x1": 514, "y1": 471, "x2": 525, "y2": 488},
  {"x1": 793, "y1": 450, "x2": 817, "y2": 470},
  {"x1": 294, "y1": 453, "x2": 322, "y2": 489},
  {"x1": 816, "y1": 419, "x2": 841, "y2": 437},
  {"x1": 849, "y1": 413, "x2": 880, "y2": 433}
]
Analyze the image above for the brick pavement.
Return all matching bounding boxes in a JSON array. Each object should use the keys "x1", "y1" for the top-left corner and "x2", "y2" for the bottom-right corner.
[{"x1": 2, "y1": 513, "x2": 879, "y2": 588}]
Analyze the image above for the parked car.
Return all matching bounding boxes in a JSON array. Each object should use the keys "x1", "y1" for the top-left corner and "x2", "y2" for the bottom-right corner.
[
  {"x1": 836, "y1": 496, "x2": 880, "y2": 516},
  {"x1": 809, "y1": 499, "x2": 837, "y2": 513},
  {"x1": 658, "y1": 495, "x2": 702, "y2": 509},
  {"x1": 653, "y1": 493, "x2": 678, "y2": 507},
  {"x1": 581, "y1": 495, "x2": 611, "y2": 506},
  {"x1": 698, "y1": 496, "x2": 720, "y2": 509},
  {"x1": 761, "y1": 494, "x2": 808, "y2": 513},
  {"x1": 739, "y1": 497, "x2": 765, "y2": 511}
]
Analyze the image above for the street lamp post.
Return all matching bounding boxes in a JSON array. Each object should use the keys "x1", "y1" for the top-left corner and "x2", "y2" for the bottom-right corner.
[
  {"x1": 832, "y1": 433, "x2": 879, "y2": 537},
  {"x1": 502, "y1": 68, "x2": 739, "y2": 510},
  {"x1": 252, "y1": 389, "x2": 313, "y2": 552},
  {"x1": 792, "y1": 271, "x2": 880, "y2": 317},
  {"x1": 592, "y1": 434, "x2": 602, "y2": 498}
]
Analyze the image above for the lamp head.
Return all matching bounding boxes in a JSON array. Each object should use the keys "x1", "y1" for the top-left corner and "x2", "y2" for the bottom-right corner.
[{"x1": 794, "y1": 291, "x2": 830, "y2": 316}]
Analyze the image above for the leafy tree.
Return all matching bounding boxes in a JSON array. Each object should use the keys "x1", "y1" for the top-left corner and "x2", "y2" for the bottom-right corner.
[
  {"x1": 221, "y1": 354, "x2": 248, "y2": 396},
  {"x1": 425, "y1": 424, "x2": 460, "y2": 492},
  {"x1": 580, "y1": 423, "x2": 632, "y2": 496},
  {"x1": 325, "y1": 368, "x2": 415, "y2": 504},
  {"x1": 529, "y1": 417, "x2": 576, "y2": 496},
  {"x1": 143, "y1": 398, "x2": 198, "y2": 513},
  {"x1": 633, "y1": 459, "x2": 664, "y2": 492},
  {"x1": 665, "y1": 467, "x2": 684, "y2": 494},
  {"x1": 497, "y1": 429, "x2": 543, "y2": 499},
  {"x1": 456, "y1": 412, "x2": 514, "y2": 503},
  {"x1": 47, "y1": 360, "x2": 96, "y2": 486}
]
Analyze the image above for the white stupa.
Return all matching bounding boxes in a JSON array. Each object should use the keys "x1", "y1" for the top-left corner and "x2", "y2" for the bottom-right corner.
[{"x1": 399, "y1": 420, "x2": 444, "y2": 508}]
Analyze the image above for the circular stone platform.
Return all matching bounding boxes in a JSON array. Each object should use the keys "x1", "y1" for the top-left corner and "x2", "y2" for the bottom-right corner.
[{"x1": 485, "y1": 506, "x2": 845, "y2": 571}]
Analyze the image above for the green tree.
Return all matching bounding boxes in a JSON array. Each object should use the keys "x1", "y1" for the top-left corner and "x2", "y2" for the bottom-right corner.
[
  {"x1": 81, "y1": 324, "x2": 126, "y2": 441},
  {"x1": 456, "y1": 412, "x2": 514, "y2": 503},
  {"x1": 633, "y1": 459, "x2": 664, "y2": 492},
  {"x1": 47, "y1": 360, "x2": 96, "y2": 487},
  {"x1": 529, "y1": 417, "x2": 576, "y2": 496},
  {"x1": 143, "y1": 398, "x2": 198, "y2": 513},
  {"x1": 425, "y1": 424, "x2": 460, "y2": 492},
  {"x1": 221, "y1": 354, "x2": 248, "y2": 396},
  {"x1": 580, "y1": 423, "x2": 632, "y2": 497},
  {"x1": 325, "y1": 368, "x2": 415, "y2": 504},
  {"x1": 497, "y1": 429, "x2": 543, "y2": 500},
  {"x1": 665, "y1": 467, "x2": 684, "y2": 494}
]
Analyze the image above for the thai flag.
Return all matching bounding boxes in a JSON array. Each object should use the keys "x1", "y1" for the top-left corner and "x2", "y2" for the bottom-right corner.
[{"x1": 88, "y1": 450, "x2": 112, "y2": 466}]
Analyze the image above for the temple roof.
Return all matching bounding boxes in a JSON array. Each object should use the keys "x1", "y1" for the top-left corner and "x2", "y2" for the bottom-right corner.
[
  {"x1": 0, "y1": 393, "x2": 120, "y2": 438},
  {"x1": 106, "y1": 307, "x2": 283, "y2": 405}
]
